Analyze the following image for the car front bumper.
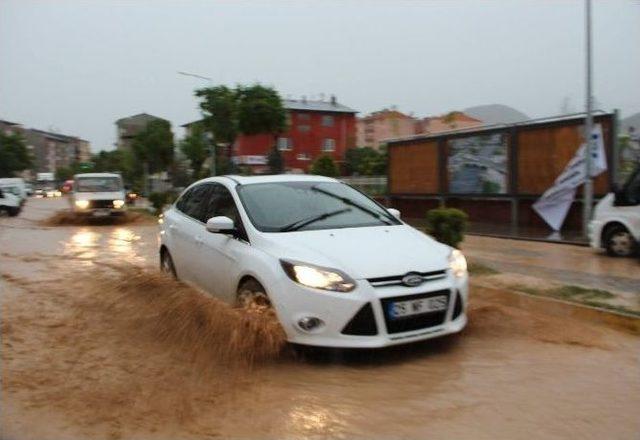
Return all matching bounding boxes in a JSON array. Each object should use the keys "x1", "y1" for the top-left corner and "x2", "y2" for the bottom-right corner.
[{"x1": 271, "y1": 271, "x2": 468, "y2": 348}]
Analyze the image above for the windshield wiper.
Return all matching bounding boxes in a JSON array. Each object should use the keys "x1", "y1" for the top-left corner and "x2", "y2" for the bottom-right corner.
[
  {"x1": 311, "y1": 186, "x2": 394, "y2": 225},
  {"x1": 279, "y1": 208, "x2": 352, "y2": 232}
]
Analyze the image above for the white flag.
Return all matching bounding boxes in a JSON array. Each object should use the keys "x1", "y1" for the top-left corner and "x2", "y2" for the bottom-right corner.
[{"x1": 533, "y1": 124, "x2": 607, "y2": 231}]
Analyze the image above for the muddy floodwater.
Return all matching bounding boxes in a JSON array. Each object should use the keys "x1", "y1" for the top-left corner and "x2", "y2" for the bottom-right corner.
[{"x1": 2, "y1": 198, "x2": 640, "y2": 440}]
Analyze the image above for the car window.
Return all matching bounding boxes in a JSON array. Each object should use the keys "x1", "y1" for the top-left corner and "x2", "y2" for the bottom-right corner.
[
  {"x1": 176, "y1": 184, "x2": 210, "y2": 222},
  {"x1": 200, "y1": 184, "x2": 240, "y2": 222},
  {"x1": 626, "y1": 174, "x2": 640, "y2": 205}
]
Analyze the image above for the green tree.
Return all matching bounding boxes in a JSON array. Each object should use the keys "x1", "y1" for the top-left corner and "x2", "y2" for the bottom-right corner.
[
  {"x1": 0, "y1": 132, "x2": 32, "y2": 177},
  {"x1": 344, "y1": 147, "x2": 387, "y2": 176},
  {"x1": 195, "y1": 83, "x2": 286, "y2": 170},
  {"x1": 310, "y1": 155, "x2": 338, "y2": 177},
  {"x1": 179, "y1": 123, "x2": 209, "y2": 179},
  {"x1": 55, "y1": 163, "x2": 84, "y2": 182},
  {"x1": 131, "y1": 119, "x2": 174, "y2": 174}
]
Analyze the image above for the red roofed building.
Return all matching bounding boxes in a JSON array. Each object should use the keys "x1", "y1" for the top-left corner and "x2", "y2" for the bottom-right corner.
[
  {"x1": 235, "y1": 97, "x2": 357, "y2": 173},
  {"x1": 416, "y1": 111, "x2": 483, "y2": 134},
  {"x1": 185, "y1": 97, "x2": 357, "y2": 174}
]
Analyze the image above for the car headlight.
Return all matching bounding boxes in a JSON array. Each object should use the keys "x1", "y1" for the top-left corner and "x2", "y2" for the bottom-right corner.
[
  {"x1": 113, "y1": 199, "x2": 125, "y2": 209},
  {"x1": 280, "y1": 260, "x2": 356, "y2": 292},
  {"x1": 449, "y1": 249, "x2": 467, "y2": 278},
  {"x1": 75, "y1": 200, "x2": 89, "y2": 209}
]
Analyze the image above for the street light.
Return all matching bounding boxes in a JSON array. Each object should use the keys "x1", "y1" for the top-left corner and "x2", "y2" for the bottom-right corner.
[
  {"x1": 582, "y1": 0, "x2": 594, "y2": 238},
  {"x1": 177, "y1": 71, "x2": 216, "y2": 176}
]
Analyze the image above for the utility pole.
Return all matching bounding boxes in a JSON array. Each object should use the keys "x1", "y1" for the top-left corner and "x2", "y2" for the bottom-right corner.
[
  {"x1": 582, "y1": 0, "x2": 593, "y2": 238},
  {"x1": 177, "y1": 71, "x2": 216, "y2": 176}
]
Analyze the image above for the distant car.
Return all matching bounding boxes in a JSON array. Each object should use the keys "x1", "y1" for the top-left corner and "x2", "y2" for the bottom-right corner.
[
  {"x1": 0, "y1": 188, "x2": 21, "y2": 216},
  {"x1": 589, "y1": 165, "x2": 640, "y2": 257},
  {"x1": 159, "y1": 175, "x2": 468, "y2": 348},
  {"x1": 70, "y1": 173, "x2": 127, "y2": 217},
  {"x1": 124, "y1": 188, "x2": 138, "y2": 205}
]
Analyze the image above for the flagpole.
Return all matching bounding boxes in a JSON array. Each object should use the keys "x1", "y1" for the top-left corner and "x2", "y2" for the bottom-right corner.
[{"x1": 583, "y1": 0, "x2": 594, "y2": 238}]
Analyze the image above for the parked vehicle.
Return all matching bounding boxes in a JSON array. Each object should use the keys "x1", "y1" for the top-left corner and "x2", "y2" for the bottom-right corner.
[
  {"x1": 0, "y1": 188, "x2": 21, "y2": 216},
  {"x1": 159, "y1": 175, "x2": 468, "y2": 348},
  {"x1": 25, "y1": 183, "x2": 34, "y2": 196},
  {"x1": 589, "y1": 165, "x2": 640, "y2": 256},
  {"x1": 69, "y1": 173, "x2": 127, "y2": 217}
]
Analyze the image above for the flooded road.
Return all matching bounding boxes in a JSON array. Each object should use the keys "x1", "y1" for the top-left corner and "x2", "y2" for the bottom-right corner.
[{"x1": 2, "y1": 198, "x2": 640, "y2": 440}]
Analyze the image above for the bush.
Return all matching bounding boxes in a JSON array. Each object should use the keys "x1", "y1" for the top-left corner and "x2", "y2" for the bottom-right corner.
[
  {"x1": 148, "y1": 191, "x2": 177, "y2": 214},
  {"x1": 310, "y1": 155, "x2": 338, "y2": 177},
  {"x1": 425, "y1": 208, "x2": 468, "y2": 248}
]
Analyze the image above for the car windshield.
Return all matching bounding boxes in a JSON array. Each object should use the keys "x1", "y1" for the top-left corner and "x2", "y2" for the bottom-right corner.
[
  {"x1": 237, "y1": 181, "x2": 400, "y2": 232},
  {"x1": 76, "y1": 177, "x2": 122, "y2": 192}
]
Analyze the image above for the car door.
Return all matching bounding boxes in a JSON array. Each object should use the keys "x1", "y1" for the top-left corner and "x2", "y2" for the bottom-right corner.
[
  {"x1": 195, "y1": 183, "x2": 249, "y2": 303},
  {"x1": 167, "y1": 184, "x2": 209, "y2": 284}
]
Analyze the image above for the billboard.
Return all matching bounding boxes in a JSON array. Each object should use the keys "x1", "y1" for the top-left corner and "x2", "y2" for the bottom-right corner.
[{"x1": 447, "y1": 133, "x2": 508, "y2": 194}]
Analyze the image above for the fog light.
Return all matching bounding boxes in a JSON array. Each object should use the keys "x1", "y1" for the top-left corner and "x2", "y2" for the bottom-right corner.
[{"x1": 297, "y1": 316, "x2": 324, "y2": 332}]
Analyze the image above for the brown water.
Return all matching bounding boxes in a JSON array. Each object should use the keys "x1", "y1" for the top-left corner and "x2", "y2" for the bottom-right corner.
[{"x1": 2, "y1": 198, "x2": 639, "y2": 440}]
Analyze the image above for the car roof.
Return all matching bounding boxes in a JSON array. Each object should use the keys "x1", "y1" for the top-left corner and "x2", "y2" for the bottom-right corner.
[
  {"x1": 201, "y1": 174, "x2": 339, "y2": 186},
  {"x1": 73, "y1": 173, "x2": 122, "y2": 178}
]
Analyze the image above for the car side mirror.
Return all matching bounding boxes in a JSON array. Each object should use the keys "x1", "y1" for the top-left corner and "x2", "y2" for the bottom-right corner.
[
  {"x1": 387, "y1": 208, "x2": 401, "y2": 219},
  {"x1": 206, "y1": 216, "x2": 236, "y2": 234}
]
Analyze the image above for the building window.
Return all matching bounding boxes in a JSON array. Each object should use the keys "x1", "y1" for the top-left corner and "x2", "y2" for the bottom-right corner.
[
  {"x1": 277, "y1": 137, "x2": 292, "y2": 151},
  {"x1": 296, "y1": 153, "x2": 311, "y2": 161},
  {"x1": 322, "y1": 138, "x2": 336, "y2": 152},
  {"x1": 298, "y1": 113, "x2": 310, "y2": 121},
  {"x1": 298, "y1": 125, "x2": 310, "y2": 133},
  {"x1": 322, "y1": 115, "x2": 334, "y2": 127}
]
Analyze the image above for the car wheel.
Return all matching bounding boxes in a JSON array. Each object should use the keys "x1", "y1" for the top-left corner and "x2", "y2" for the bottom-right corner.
[
  {"x1": 160, "y1": 249, "x2": 177, "y2": 278},
  {"x1": 8, "y1": 207, "x2": 19, "y2": 217},
  {"x1": 237, "y1": 278, "x2": 271, "y2": 310},
  {"x1": 604, "y1": 225, "x2": 637, "y2": 257}
]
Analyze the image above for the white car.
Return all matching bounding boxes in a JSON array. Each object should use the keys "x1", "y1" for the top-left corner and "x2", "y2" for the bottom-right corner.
[
  {"x1": 589, "y1": 165, "x2": 640, "y2": 256},
  {"x1": 159, "y1": 175, "x2": 468, "y2": 348},
  {"x1": 70, "y1": 173, "x2": 127, "y2": 217},
  {"x1": 0, "y1": 187, "x2": 21, "y2": 216}
]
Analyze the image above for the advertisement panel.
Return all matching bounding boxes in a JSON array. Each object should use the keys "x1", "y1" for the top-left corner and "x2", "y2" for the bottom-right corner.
[{"x1": 447, "y1": 133, "x2": 508, "y2": 194}]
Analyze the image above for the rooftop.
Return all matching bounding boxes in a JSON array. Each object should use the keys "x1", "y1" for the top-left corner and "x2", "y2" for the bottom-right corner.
[
  {"x1": 283, "y1": 99, "x2": 357, "y2": 114},
  {"x1": 387, "y1": 110, "x2": 613, "y2": 145},
  {"x1": 115, "y1": 113, "x2": 169, "y2": 125}
]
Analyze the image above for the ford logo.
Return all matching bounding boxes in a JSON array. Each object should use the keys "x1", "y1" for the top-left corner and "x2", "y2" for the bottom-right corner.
[{"x1": 401, "y1": 273, "x2": 424, "y2": 287}]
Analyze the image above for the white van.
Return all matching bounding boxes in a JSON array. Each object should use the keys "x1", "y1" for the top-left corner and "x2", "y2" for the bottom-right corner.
[
  {"x1": 589, "y1": 165, "x2": 640, "y2": 256},
  {"x1": 0, "y1": 178, "x2": 28, "y2": 205},
  {"x1": 70, "y1": 173, "x2": 127, "y2": 217},
  {"x1": 0, "y1": 187, "x2": 21, "y2": 216}
]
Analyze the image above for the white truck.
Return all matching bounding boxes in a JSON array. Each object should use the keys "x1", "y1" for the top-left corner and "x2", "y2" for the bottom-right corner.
[
  {"x1": 70, "y1": 173, "x2": 127, "y2": 217},
  {"x1": 0, "y1": 187, "x2": 21, "y2": 216},
  {"x1": 589, "y1": 165, "x2": 640, "y2": 256}
]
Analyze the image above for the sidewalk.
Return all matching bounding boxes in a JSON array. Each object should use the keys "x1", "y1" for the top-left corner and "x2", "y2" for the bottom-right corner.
[{"x1": 461, "y1": 234, "x2": 640, "y2": 316}]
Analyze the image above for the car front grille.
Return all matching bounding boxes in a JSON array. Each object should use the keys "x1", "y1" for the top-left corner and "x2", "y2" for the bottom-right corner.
[
  {"x1": 380, "y1": 289, "x2": 450, "y2": 334},
  {"x1": 89, "y1": 200, "x2": 114, "y2": 209},
  {"x1": 367, "y1": 269, "x2": 447, "y2": 288}
]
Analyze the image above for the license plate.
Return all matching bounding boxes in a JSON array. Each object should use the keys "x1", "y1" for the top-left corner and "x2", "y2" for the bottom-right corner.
[
  {"x1": 93, "y1": 209, "x2": 110, "y2": 217},
  {"x1": 388, "y1": 295, "x2": 448, "y2": 319}
]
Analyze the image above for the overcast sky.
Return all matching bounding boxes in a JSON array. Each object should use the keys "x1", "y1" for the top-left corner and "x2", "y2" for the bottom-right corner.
[{"x1": 1, "y1": 0, "x2": 639, "y2": 151}]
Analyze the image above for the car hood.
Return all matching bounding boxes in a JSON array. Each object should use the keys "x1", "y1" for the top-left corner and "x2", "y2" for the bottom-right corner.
[
  {"x1": 74, "y1": 191, "x2": 125, "y2": 201},
  {"x1": 257, "y1": 224, "x2": 451, "y2": 280}
]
